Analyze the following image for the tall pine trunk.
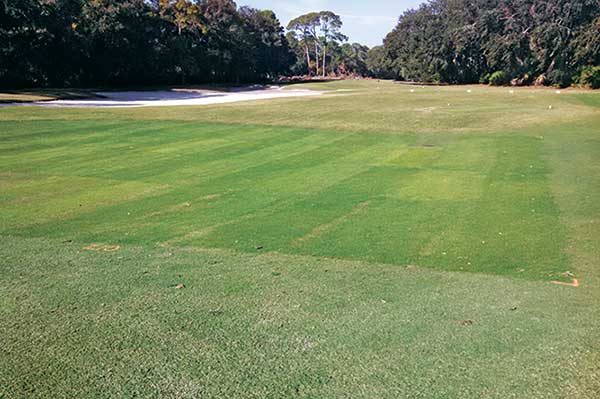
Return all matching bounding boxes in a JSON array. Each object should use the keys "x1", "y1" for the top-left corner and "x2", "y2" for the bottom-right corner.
[
  {"x1": 304, "y1": 44, "x2": 311, "y2": 75},
  {"x1": 314, "y1": 42, "x2": 320, "y2": 76},
  {"x1": 322, "y1": 45, "x2": 327, "y2": 77}
]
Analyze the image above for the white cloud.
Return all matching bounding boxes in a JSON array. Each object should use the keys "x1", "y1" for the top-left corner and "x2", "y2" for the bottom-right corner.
[{"x1": 340, "y1": 14, "x2": 398, "y2": 26}]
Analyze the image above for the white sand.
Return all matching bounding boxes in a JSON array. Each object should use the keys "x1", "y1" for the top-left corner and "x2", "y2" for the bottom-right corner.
[{"x1": 2, "y1": 86, "x2": 322, "y2": 108}]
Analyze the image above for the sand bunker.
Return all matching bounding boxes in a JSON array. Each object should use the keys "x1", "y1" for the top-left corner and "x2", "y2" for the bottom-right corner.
[{"x1": 2, "y1": 86, "x2": 322, "y2": 108}]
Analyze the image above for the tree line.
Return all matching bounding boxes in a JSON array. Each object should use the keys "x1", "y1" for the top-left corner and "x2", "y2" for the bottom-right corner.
[
  {"x1": 372, "y1": 0, "x2": 600, "y2": 88},
  {"x1": 1, "y1": 0, "x2": 298, "y2": 87},
  {"x1": 5, "y1": 1, "x2": 597, "y2": 89},
  {"x1": 1, "y1": 1, "x2": 373, "y2": 88}
]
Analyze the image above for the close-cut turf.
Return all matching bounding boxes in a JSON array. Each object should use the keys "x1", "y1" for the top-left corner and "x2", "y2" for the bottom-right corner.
[{"x1": 1, "y1": 81, "x2": 599, "y2": 398}]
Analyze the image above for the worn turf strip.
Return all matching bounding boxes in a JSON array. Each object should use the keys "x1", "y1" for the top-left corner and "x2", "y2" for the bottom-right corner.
[{"x1": 1, "y1": 81, "x2": 599, "y2": 398}]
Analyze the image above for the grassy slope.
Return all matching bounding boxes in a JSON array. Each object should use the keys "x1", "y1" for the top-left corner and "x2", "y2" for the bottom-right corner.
[{"x1": 1, "y1": 82, "x2": 599, "y2": 398}]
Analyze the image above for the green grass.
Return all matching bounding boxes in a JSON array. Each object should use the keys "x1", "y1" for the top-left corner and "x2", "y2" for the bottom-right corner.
[{"x1": 1, "y1": 81, "x2": 599, "y2": 398}]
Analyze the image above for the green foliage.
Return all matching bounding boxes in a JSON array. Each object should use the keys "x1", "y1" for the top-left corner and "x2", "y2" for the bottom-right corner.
[
  {"x1": 333, "y1": 43, "x2": 369, "y2": 76},
  {"x1": 479, "y1": 73, "x2": 490, "y2": 84},
  {"x1": 576, "y1": 65, "x2": 600, "y2": 89},
  {"x1": 286, "y1": 13, "x2": 320, "y2": 75},
  {"x1": 547, "y1": 69, "x2": 571, "y2": 88},
  {"x1": 0, "y1": 0, "x2": 293, "y2": 87},
  {"x1": 488, "y1": 71, "x2": 509, "y2": 86},
  {"x1": 286, "y1": 11, "x2": 348, "y2": 77},
  {"x1": 366, "y1": 46, "x2": 394, "y2": 79},
  {"x1": 378, "y1": 0, "x2": 600, "y2": 87}
]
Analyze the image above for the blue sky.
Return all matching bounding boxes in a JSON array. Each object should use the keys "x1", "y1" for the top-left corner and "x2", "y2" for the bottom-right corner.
[{"x1": 242, "y1": 0, "x2": 424, "y2": 47}]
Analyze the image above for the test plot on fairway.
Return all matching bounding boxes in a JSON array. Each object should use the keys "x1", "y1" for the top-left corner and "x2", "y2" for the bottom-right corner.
[{"x1": 0, "y1": 119, "x2": 567, "y2": 280}]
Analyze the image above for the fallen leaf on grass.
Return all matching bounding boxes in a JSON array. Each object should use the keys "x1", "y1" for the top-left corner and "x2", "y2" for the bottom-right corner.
[{"x1": 458, "y1": 320, "x2": 474, "y2": 326}]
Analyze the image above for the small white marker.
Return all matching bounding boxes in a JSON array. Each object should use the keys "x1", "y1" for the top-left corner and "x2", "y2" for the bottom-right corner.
[
  {"x1": 549, "y1": 105, "x2": 553, "y2": 110},
  {"x1": 467, "y1": 89, "x2": 472, "y2": 93},
  {"x1": 509, "y1": 90, "x2": 514, "y2": 94},
  {"x1": 556, "y1": 90, "x2": 561, "y2": 94},
  {"x1": 410, "y1": 89, "x2": 415, "y2": 93}
]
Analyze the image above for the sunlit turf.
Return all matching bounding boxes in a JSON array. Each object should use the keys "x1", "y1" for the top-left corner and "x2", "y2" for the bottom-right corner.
[
  {"x1": 0, "y1": 121, "x2": 565, "y2": 280},
  {"x1": 1, "y1": 81, "x2": 599, "y2": 398}
]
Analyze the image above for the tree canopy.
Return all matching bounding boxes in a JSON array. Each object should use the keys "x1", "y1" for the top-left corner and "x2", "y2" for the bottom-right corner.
[
  {"x1": 0, "y1": 0, "x2": 293, "y2": 87},
  {"x1": 5, "y1": 1, "x2": 595, "y2": 88},
  {"x1": 286, "y1": 11, "x2": 348, "y2": 77},
  {"x1": 379, "y1": 0, "x2": 600, "y2": 87}
]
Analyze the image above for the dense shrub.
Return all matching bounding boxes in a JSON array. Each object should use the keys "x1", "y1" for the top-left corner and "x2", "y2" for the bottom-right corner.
[
  {"x1": 479, "y1": 73, "x2": 490, "y2": 84},
  {"x1": 577, "y1": 66, "x2": 600, "y2": 89},
  {"x1": 547, "y1": 70, "x2": 571, "y2": 88},
  {"x1": 489, "y1": 71, "x2": 509, "y2": 86}
]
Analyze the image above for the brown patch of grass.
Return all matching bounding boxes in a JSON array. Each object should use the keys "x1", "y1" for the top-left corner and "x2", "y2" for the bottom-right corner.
[{"x1": 83, "y1": 244, "x2": 121, "y2": 252}]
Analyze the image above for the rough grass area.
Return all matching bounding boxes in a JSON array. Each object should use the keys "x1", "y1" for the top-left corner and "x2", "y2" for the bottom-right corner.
[
  {"x1": 1, "y1": 236, "x2": 598, "y2": 398},
  {"x1": 1, "y1": 81, "x2": 599, "y2": 398}
]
